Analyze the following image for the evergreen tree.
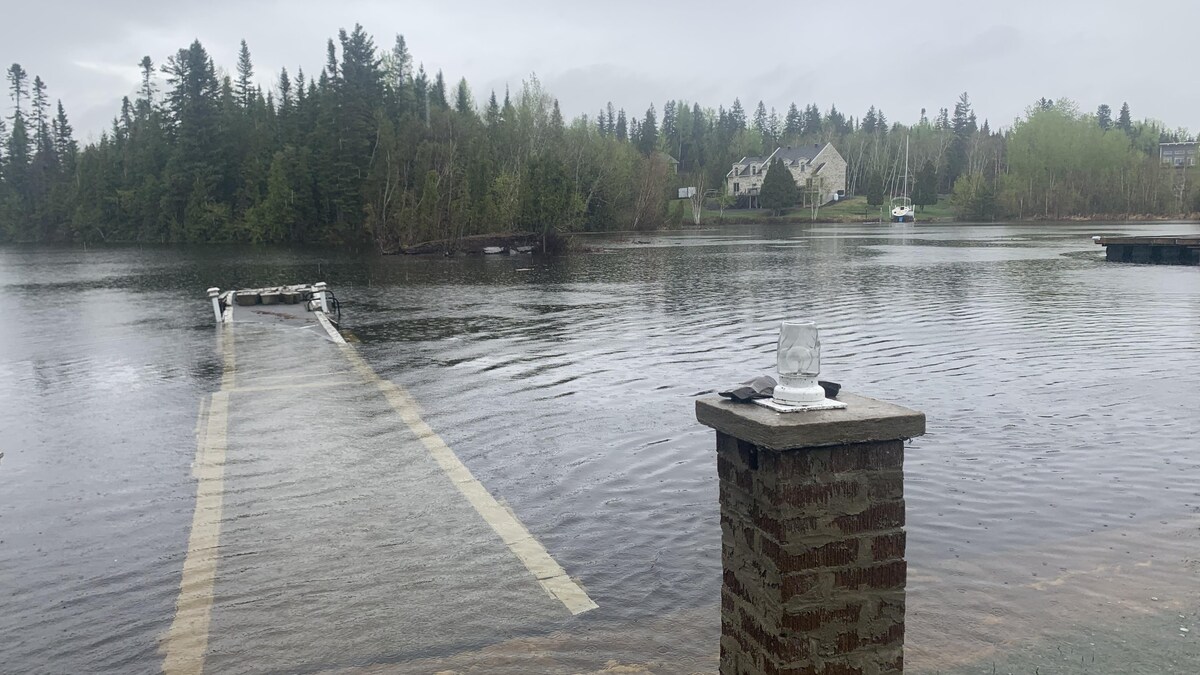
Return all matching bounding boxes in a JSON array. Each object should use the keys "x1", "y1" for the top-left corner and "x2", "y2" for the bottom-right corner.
[
  {"x1": 277, "y1": 67, "x2": 292, "y2": 110},
  {"x1": 454, "y1": 78, "x2": 473, "y2": 115},
  {"x1": 758, "y1": 157, "x2": 798, "y2": 215},
  {"x1": 7, "y1": 63, "x2": 28, "y2": 114},
  {"x1": 485, "y1": 90, "x2": 500, "y2": 126},
  {"x1": 31, "y1": 76, "x2": 51, "y2": 155},
  {"x1": 945, "y1": 92, "x2": 975, "y2": 188},
  {"x1": 803, "y1": 104, "x2": 822, "y2": 136},
  {"x1": 638, "y1": 104, "x2": 658, "y2": 155},
  {"x1": 784, "y1": 103, "x2": 802, "y2": 137},
  {"x1": 51, "y1": 101, "x2": 76, "y2": 165},
  {"x1": 862, "y1": 105, "x2": 877, "y2": 134},
  {"x1": 1116, "y1": 102, "x2": 1132, "y2": 134},
  {"x1": 865, "y1": 170, "x2": 884, "y2": 207},
  {"x1": 661, "y1": 100, "x2": 677, "y2": 152},
  {"x1": 431, "y1": 70, "x2": 448, "y2": 108},
  {"x1": 911, "y1": 160, "x2": 937, "y2": 211},
  {"x1": 752, "y1": 100, "x2": 768, "y2": 136},
  {"x1": 729, "y1": 98, "x2": 746, "y2": 130},
  {"x1": 235, "y1": 40, "x2": 255, "y2": 108},
  {"x1": 1096, "y1": 104, "x2": 1112, "y2": 131},
  {"x1": 935, "y1": 107, "x2": 950, "y2": 130},
  {"x1": 616, "y1": 108, "x2": 627, "y2": 142}
]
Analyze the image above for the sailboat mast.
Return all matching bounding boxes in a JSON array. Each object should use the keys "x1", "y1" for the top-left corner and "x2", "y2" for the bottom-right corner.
[{"x1": 903, "y1": 136, "x2": 910, "y2": 198}]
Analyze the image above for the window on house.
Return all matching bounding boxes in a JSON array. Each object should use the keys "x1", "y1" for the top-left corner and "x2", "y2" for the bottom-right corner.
[{"x1": 734, "y1": 182, "x2": 741, "y2": 193}]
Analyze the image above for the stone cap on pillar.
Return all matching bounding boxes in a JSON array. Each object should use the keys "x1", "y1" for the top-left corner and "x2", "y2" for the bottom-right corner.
[{"x1": 696, "y1": 393, "x2": 925, "y2": 450}]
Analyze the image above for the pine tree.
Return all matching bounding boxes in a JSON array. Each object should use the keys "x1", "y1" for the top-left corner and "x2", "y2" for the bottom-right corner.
[
  {"x1": 31, "y1": 76, "x2": 51, "y2": 156},
  {"x1": 865, "y1": 171, "x2": 884, "y2": 207},
  {"x1": 638, "y1": 104, "x2": 658, "y2": 154},
  {"x1": 1096, "y1": 104, "x2": 1112, "y2": 131},
  {"x1": 784, "y1": 103, "x2": 802, "y2": 137},
  {"x1": 862, "y1": 106, "x2": 877, "y2": 134},
  {"x1": 485, "y1": 90, "x2": 500, "y2": 126},
  {"x1": 454, "y1": 78, "x2": 473, "y2": 115},
  {"x1": 616, "y1": 108, "x2": 627, "y2": 142},
  {"x1": 6, "y1": 63, "x2": 28, "y2": 115},
  {"x1": 729, "y1": 98, "x2": 746, "y2": 130},
  {"x1": 758, "y1": 156, "x2": 798, "y2": 215},
  {"x1": 235, "y1": 40, "x2": 255, "y2": 108},
  {"x1": 1116, "y1": 102, "x2": 1132, "y2": 134},
  {"x1": 804, "y1": 104, "x2": 822, "y2": 136},
  {"x1": 752, "y1": 100, "x2": 768, "y2": 136},
  {"x1": 935, "y1": 108, "x2": 950, "y2": 130},
  {"x1": 277, "y1": 67, "x2": 291, "y2": 110},
  {"x1": 661, "y1": 100, "x2": 677, "y2": 151},
  {"x1": 138, "y1": 57, "x2": 157, "y2": 113},
  {"x1": 52, "y1": 99, "x2": 76, "y2": 165},
  {"x1": 911, "y1": 160, "x2": 937, "y2": 211},
  {"x1": 431, "y1": 70, "x2": 448, "y2": 108}
]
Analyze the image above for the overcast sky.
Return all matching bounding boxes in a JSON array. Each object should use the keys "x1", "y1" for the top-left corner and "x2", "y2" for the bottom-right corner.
[{"x1": 3, "y1": 0, "x2": 1197, "y2": 143}]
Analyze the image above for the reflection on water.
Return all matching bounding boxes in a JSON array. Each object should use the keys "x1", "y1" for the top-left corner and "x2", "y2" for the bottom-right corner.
[{"x1": 2, "y1": 222, "x2": 1199, "y2": 673}]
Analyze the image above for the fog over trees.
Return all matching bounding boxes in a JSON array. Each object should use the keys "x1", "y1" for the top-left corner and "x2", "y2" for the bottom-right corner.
[{"x1": 1, "y1": 25, "x2": 1197, "y2": 245}]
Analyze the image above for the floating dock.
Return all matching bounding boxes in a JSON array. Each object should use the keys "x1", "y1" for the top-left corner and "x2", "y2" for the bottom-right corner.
[
  {"x1": 164, "y1": 284, "x2": 595, "y2": 674},
  {"x1": 1094, "y1": 235, "x2": 1200, "y2": 265}
]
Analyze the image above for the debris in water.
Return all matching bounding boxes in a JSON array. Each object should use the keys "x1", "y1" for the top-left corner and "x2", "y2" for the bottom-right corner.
[
  {"x1": 1181, "y1": 627, "x2": 1190, "y2": 633},
  {"x1": 1151, "y1": 596, "x2": 1160, "y2": 601}
]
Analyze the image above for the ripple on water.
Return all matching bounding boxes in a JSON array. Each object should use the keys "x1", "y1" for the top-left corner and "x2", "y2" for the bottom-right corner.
[{"x1": 2, "y1": 224, "x2": 1200, "y2": 672}]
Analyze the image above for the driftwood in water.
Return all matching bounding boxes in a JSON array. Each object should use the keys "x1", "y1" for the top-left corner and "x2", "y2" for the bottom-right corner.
[{"x1": 384, "y1": 232, "x2": 543, "y2": 256}]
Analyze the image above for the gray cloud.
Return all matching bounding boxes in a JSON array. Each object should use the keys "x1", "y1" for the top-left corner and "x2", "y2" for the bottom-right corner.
[{"x1": 2, "y1": 0, "x2": 1196, "y2": 141}]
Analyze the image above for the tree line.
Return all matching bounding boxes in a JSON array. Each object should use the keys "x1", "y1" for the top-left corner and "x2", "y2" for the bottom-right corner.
[{"x1": 2, "y1": 26, "x2": 1197, "y2": 246}]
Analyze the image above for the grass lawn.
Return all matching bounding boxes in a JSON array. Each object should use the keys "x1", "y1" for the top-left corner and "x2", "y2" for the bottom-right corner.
[{"x1": 704, "y1": 195, "x2": 956, "y2": 223}]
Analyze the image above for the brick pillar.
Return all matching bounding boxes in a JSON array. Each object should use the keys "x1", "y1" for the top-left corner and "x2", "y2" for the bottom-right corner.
[{"x1": 696, "y1": 393, "x2": 925, "y2": 675}]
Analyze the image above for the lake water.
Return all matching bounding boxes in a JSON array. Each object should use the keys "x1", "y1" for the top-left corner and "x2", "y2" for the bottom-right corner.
[{"x1": 2, "y1": 221, "x2": 1199, "y2": 673}]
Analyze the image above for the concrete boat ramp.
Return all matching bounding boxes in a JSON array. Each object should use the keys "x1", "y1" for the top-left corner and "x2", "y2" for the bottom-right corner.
[{"x1": 163, "y1": 285, "x2": 595, "y2": 674}]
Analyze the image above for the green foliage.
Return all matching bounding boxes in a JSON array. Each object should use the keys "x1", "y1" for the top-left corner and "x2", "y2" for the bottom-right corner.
[
  {"x1": 950, "y1": 172, "x2": 996, "y2": 221},
  {"x1": 912, "y1": 160, "x2": 937, "y2": 210},
  {"x1": 865, "y1": 171, "x2": 884, "y2": 207},
  {"x1": 0, "y1": 39, "x2": 1195, "y2": 244},
  {"x1": 759, "y1": 157, "x2": 798, "y2": 214}
]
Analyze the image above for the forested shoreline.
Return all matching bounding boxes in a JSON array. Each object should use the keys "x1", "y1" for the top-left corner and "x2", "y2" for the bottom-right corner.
[{"x1": 1, "y1": 24, "x2": 1197, "y2": 248}]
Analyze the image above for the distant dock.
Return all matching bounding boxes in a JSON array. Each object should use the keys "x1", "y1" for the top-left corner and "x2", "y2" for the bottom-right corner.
[{"x1": 1094, "y1": 235, "x2": 1200, "y2": 265}]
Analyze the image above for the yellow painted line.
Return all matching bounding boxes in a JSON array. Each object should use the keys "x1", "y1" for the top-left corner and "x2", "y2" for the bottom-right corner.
[
  {"x1": 337, "y1": 343, "x2": 598, "y2": 615},
  {"x1": 162, "y1": 328, "x2": 235, "y2": 674}
]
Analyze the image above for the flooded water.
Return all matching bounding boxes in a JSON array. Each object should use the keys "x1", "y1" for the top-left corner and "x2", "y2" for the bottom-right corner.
[{"x1": 2, "y1": 221, "x2": 1199, "y2": 673}]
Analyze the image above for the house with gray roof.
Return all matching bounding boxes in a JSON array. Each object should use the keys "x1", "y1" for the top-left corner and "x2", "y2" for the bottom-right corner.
[{"x1": 726, "y1": 143, "x2": 847, "y2": 208}]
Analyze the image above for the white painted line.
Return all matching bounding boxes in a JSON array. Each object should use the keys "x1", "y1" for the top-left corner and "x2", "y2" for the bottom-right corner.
[
  {"x1": 229, "y1": 380, "x2": 353, "y2": 393},
  {"x1": 163, "y1": 330, "x2": 235, "y2": 674},
  {"x1": 315, "y1": 311, "x2": 346, "y2": 344},
  {"x1": 336, "y1": 344, "x2": 598, "y2": 616}
]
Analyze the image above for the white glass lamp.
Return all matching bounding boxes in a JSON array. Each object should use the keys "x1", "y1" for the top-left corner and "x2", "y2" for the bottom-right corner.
[{"x1": 772, "y1": 321, "x2": 827, "y2": 406}]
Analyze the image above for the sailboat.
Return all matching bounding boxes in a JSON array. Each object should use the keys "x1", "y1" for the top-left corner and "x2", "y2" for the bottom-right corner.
[{"x1": 890, "y1": 136, "x2": 915, "y2": 223}]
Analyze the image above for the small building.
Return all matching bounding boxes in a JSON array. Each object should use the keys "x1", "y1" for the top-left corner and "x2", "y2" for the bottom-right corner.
[
  {"x1": 1160, "y1": 141, "x2": 1198, "y2": 167},
  {"x1": 726, "y1": 144, "x2": 847, "y2": 208}
]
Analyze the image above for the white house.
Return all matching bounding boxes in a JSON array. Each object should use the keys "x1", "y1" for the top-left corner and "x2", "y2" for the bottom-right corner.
[{"x1": 726, "y1": 144, "x2": 847, "y2": 207}]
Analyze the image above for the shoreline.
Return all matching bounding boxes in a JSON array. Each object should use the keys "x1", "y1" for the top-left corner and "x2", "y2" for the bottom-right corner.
[{"x1": 3, "y1": 216, "x2": 1199, "y2": 251}]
